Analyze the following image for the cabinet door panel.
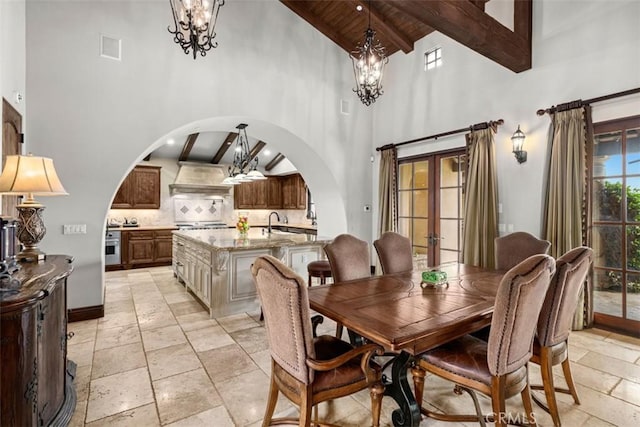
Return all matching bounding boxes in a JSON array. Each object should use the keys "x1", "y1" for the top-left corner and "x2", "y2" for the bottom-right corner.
[
  {"x1": 128, "y1": 239, "x2": 154, "y2": 264},
  {"x1": 111, "y1": 176, "x2": 133, "y2": 209},
  {"x1": 155, "y1": 239, "x2": 173, "y2": 262},
  {"x1": 132, "y1": 167, "x2": 161, "y2": 208},
  {"x1": 266, "y1": 177, "x2": 282, "y2": 209},
  {"x1": 38, "y1": 283, "x2": 66, "y2": 426}
]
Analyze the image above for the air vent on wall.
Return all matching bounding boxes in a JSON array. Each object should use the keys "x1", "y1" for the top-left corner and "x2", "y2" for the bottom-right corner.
[
  {"x1": 100, "y1": 34, "x2": 121, "y2": 61},
  {"x1": 340, "y1": 99, "x2": 350, "y2": 115}
]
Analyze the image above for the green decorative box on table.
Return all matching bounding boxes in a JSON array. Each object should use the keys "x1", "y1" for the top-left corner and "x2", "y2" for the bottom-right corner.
[{"x1": 421, "y1": 270, "x2": 448, "y2": 288}]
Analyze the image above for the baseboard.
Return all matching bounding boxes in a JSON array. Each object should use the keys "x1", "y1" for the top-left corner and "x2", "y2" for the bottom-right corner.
[{"x1": 68, "y1": 305, "x2": 104, "y2": 322}]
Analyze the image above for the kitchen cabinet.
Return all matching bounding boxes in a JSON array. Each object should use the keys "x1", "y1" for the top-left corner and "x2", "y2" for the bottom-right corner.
[
  {"x1": 281, "y1": 174, "x2": 307, "y2": 209},
  {"x1": 121, "y1": 229, "x2": 175, "y2": 268},
  {"x1": 0, "y1": 256, "x2": 75, "y2": 427},
  {"x1": 111, "y1": 165, "x2": 161, "y2": 209},
  {"x1": 234, "y1": 174, "x2": 306, "y2": 210}
]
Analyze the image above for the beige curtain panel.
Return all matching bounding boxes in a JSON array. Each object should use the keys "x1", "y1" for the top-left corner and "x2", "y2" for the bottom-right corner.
[
  {"x1": 462, "y1": 128, "x2": 499, "y2": 269},
  {"x1": 378, "y1": 146, "x2": 398, "y2": 234},
  {"x1": 542, "y1": 106, "x2": 592, "y2": 329}
]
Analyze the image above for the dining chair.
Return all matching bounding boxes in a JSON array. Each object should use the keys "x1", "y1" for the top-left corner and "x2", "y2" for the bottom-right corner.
[
  {"x1": 412, "y1": 254, "x2": 556, "y2": 427},
  {"x1": 251, "y1": 255, "x2": 384, "y2": 427},
  {"x1": 323, "y1": 234, "x2": 371, "y2": 341},
  {"x1": 495, "y1": 231, "x2": 551, "y2": 270},
  {"x1": 531, "y1": 246, "x2": 593, "y2": 426},
  {"x1": 373, "y1": 231, "x2": 413, "y2": 274}
]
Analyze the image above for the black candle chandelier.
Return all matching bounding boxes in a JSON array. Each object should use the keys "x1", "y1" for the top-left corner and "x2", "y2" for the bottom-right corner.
[
  {"x1": 350, "y1": 1, "x2": 388, "y2": 106},
  {"x1": 167, "y1": 0, "x2": 224, "y2": 59},
  {"x1": 222, "y1": 124, "x2": 266, "y2": 185}
]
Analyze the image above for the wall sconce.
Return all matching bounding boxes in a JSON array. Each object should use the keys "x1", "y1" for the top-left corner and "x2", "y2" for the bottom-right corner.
[{"x1": 511, "y1": 125, "x2": 527, "y2": 164}]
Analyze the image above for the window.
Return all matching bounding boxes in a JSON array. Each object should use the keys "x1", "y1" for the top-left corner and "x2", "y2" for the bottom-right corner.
[{"x1": 424, "y1": 47, "x2": 442, "y2": 70}]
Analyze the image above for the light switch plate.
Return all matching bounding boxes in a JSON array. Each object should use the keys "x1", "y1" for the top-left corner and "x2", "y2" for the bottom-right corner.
[{"x1": 63, "y1": 224, "x2": 87, "y2": 234}]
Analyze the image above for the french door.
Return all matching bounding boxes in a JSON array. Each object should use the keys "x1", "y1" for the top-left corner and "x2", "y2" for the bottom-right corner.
[
  {"x1": 591, "y1": 115, "x2": 640, "y2": 334},
  {"x1": 397, "y1": 150, "x2": 466, "y2": 267}
]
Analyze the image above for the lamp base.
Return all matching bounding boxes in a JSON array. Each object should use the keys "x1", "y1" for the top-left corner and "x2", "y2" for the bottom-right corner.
[{"x1": 15, "y1": 202, "x2": 47, "y2": 263}]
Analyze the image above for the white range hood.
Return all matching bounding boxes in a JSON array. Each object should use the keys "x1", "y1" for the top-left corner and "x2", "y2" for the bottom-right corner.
[{"x1": 169, "y1": 162, "x2": 232, "y2": 196}]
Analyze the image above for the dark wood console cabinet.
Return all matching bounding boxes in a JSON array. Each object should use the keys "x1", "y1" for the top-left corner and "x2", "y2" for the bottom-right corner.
[{"x1": 0, "y1": 255, "x2": 76, "y2": 426}]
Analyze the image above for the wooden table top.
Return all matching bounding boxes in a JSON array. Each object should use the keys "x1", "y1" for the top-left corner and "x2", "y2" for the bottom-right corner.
[{"x1": 308, "y1": 263, "x2": 504, "y2": 355}]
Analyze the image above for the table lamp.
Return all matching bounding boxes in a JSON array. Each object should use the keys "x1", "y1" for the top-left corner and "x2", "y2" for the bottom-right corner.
[{"x1": 0, "y1": 153, "x2": 68, "y2": 262}]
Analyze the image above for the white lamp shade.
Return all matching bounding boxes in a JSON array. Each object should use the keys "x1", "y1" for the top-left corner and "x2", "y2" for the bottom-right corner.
[
  {"x1": 0, "y1": 154, "x2": 68, "y2": 196},
  {"x1": 246, "y1": 170, "x2": 266, "y2": 180}
]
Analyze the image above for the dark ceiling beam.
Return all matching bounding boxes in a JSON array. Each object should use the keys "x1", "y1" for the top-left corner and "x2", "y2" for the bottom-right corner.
[
  {"x1": 179, "y1": 133, "x2": 199, "y2": 162},
  {"x1": 469, "y1": 0, "x2": 489, "y2": 11},
  {"x1": 355, "y1": 0, "x2": 414, "y2": 54},
  {"x1": 265, "y1": 153, "x2": 286, "y2": 172},
  {"x1": 280, "y1": 0, "x2": 355, "y2": 53},
  {"x1": 210, "y1": 132, "x2": 237, "y2": 164},
  {"x1": 247, "y1": 141, "x2": 267, "y2": 165},
  {"x1": 386, "y1": 0, "x2": 532, "y2": 73}
]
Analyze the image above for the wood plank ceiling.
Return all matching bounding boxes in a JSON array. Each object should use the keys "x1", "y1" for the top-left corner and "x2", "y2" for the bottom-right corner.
[{"x1": 167, "y1": 1, "x2": 532, "y2": 171}]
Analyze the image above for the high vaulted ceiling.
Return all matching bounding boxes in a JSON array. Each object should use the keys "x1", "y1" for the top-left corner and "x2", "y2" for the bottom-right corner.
[
  {"x1": 281, "y1": 0, "x2": 532, "y2": 73},
  {"x1": 151, "y1": 1, "x2": 532, "y2": 171}
]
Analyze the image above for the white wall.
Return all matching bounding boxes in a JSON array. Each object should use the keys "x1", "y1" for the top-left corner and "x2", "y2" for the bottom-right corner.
[
  {"x1": 372, "y1": 0, "x2": 640, "y2": 238},
  {"x1": 0, "y1": 0, "x2": 26, "y2": 166},
  {"x1": 25, "y1": 0, "x2": 374, "y2": 309}
]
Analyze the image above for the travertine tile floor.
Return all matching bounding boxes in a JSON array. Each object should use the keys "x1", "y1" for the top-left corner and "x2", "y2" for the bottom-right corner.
[{"x1": 68, "y1": 267, "x2": 640, "y2": 426}]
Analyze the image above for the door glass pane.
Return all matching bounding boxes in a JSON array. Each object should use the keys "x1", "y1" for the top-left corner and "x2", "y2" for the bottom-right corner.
[
  {"x1": 627, "y1": 273, "x2": 640, "y2": 321},
  {"x1": 592, "y1": 225, "x2": 622, "y2": 269},
  {"x1": 593, "y1": 131, "x2": 622, "y2": 177},
  {"x1": 440, "y1": 250, "x2": 459, "y2": 264},
  {"x1": 398, "y1": 190, "x2": 411, "y2": 217},
  {"x1": 594, "y1": 270, "x2": 622, "y2": 317},
  {"x1": 593, "y1": 178, "x2": 623, "y2": 221},
  {"x1": 414, "y1": 161, "x2": 428, "y2": 189},
  {"x1": 413, "y1": 219, "x2": 428, "y2": 247},
  {"x1": 398, "y1": 218, "x2": 411, "y2": 239},
  {"x1": 439, "y1": 219, "x2": 458, "y2": 251},
  {"x1": 413, "y1": 190, "x2": 428, "y2": 217},
  {"x1": 627, "y1": 128, "x2": 640, "y2": 175},
  {"x1": 399, "y1": 163, "x2": 413, "y2": 190},
  {"x1": 440, "y1": 157, "x2": 460, "y2": 187},
  {"x1": 627, "y1": 225, "x2": 640, "y2": 271},
  {"x1": 627, "y1": 177, "x2": 640, "y2": 222},
  {"x1": 440, "y1": 188, "x2": 458, "y2": 218}
]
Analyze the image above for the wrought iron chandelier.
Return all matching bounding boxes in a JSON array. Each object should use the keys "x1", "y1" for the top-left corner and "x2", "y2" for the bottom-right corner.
[
  {"x1": 222, "y1": 124, "x2": 266, "y2": 185},
  {"x1": 167, "y1": 0, "x2": 224, "y2": 59},
  {"x1": 350, "y1": 1, "x2": 388, "y2": 106}
]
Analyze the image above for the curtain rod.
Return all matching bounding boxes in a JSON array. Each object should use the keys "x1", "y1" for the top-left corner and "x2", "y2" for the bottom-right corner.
[
  {"x1": 375, "y1": 119, "x2": 504, "y2": 152},
  {"x1": 536, "y1": 87, "x2": 640, "y2": 116}
]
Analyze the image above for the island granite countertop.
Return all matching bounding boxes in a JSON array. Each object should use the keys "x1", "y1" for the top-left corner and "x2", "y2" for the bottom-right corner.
[{"x1": 173, "y1": 227, "x2": 331, "y2": 250}]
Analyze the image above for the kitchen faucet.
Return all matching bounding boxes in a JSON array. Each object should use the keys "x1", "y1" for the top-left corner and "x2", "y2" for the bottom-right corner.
[{"x1": 267, "y1": 211, "x2": 280, "y2": 234}]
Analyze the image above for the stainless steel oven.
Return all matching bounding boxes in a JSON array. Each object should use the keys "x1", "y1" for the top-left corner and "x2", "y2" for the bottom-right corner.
[{"x1": 105, "y1": 230, "x2": 121, "y2": 265}]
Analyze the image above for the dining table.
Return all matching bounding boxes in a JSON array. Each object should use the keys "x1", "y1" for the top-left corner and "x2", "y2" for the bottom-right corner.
[{"x1": 307, "y1": 262, "x2": 505, "y2": 427}]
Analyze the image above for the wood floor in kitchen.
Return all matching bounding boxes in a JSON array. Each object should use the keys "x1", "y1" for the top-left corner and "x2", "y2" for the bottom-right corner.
[{"x1": 68, "y1": 266, "x2": 640, "y2": 426}]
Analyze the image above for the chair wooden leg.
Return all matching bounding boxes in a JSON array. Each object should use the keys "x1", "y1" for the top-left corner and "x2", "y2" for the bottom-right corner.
[
  {"x1": 370, "y1": 382, "x2": 385, "y2": 427},
  {"x1": 540, "y1": 348, "x2": 561, "y2": 427},
  {"x1": 336, "y1": 322, "x2": 344, "y2": 340},
  {"x1": 491, "y1": 376, "x2": 507, "y2": 427},
  {"x1": 411, "y1": 365, "x2": 426, "y2": 409},
  {"x1": 299, "y1": 387, "x2": 313, "y2": 427},
  {"x1": 262, "y1": 369, "x2": 279, "y2": 427},
  {"x1": 520, "y1": 375, "x2": 537, "y2": 427},
  {"x1": 561, "y1": 357, "x2": 581, "y2": 405}
]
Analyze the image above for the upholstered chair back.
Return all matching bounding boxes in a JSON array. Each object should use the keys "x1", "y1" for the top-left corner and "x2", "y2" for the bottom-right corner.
[
  {"x1": 324, "y1": 234, "x2": 370, "y2": 282},
  {"x1": 373, "y1": 232, "x2": 413, "y2": 274},
  {"x1": 251, "y1": 255, "x2": 316, "y2": 384},
  {"x1": 487, "y1": 254, "x2": 555, "y2": 376},
  {"x1": 537, "y1": 246, "x2": 593, "y2": 348},
  {"x1": 495, "y1": 231, "x2": 551, "y2": 270}
]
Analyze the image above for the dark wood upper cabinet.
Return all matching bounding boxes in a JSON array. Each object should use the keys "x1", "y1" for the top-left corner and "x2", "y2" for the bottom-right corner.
[
  {"x1": 234, "y1": 174, "x2": 306, "y2": 210},
  {"x1": 111, "y1": 165, "x2": 161, "y2": 209}
]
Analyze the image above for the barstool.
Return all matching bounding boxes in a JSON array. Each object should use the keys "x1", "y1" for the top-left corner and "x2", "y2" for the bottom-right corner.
[{"x1": 307, "y1": 260, "x2": 332, "y2": 287}]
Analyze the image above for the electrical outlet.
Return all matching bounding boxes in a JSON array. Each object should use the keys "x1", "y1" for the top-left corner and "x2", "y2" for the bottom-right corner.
[
  {"x1": 498, "y1": 223, "x2": 506, "y2": 232},
  {"x1": 507, "y1": 224, "x2": 514, "y2": 232},
  {"x1": 63, "y1": 224, "x2": 87, "y2": 234},
  {"x1": 301, "y1": 254, "x2": 307, "y2": 263}
]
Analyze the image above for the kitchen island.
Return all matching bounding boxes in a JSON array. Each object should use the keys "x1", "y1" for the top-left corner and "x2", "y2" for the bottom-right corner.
[{"x1": 172, "y1": 228, "x2": 332, "y2": 318}]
